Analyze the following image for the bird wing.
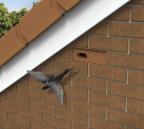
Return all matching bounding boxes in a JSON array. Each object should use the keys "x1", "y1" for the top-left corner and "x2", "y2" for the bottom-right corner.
[
  {"x1": 27, "y1": 70, "x2": 51, "y2": 83},
  {"x1": 53, "y1": 68, "x2": 73, "y2": 81},
  {"x1": 49, "y1": 81, "x2": 64, "y2": 104}
]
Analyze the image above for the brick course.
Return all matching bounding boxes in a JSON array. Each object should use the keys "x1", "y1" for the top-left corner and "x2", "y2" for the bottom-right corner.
[{"x1": 0, "y1": 0, "x2": 144, "y2": 129}]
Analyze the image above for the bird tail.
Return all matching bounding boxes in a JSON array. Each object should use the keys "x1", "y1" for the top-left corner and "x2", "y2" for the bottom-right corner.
[{"x1": 54, "y1": 68, "x2": 73, "y2": 81}]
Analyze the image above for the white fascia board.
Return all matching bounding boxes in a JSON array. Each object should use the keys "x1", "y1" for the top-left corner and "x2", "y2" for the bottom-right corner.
[{"x1": 0, "y1": 0, "x2": 130, "y2": 92}]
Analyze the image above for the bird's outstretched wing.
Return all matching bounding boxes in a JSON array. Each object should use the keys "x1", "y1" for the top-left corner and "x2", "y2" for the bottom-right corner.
[
  {"x1": 54, "y1": 68, "x2": 73, "y2": 81},
  {"x1": 49, "y1": 81, "x2": 64, "y2": 104},
  {"x1": 27, "y1": 70, "x2": 51, "y2": 83}
]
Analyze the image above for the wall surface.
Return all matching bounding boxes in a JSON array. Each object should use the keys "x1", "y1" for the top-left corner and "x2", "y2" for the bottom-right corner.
[
  {"x1": 0, "y1": 0, "x2": 144, "y2": 129},
  {"x1": 0, "y1": 0, "x2": 129, "y2": 93}
]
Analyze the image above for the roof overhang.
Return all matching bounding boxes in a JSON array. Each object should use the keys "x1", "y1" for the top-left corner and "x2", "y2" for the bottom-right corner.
[{"x1": 0, "y1": 0, "x2": 130, "y2": 92}]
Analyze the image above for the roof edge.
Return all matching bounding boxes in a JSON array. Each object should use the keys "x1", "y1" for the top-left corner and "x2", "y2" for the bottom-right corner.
[{"x1": 0, "y1": 0, "x2": 130, "y2": 92}]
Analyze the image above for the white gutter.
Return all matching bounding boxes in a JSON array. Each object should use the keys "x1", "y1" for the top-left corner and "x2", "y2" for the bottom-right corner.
[{"x1": 0, "y1": 0, "x2": 130, "y2": 92}]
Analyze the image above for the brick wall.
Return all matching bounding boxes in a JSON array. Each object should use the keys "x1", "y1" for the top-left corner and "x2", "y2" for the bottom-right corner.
[{"x1": 0, "y1": 1, "x2": 144, "y2": 129}]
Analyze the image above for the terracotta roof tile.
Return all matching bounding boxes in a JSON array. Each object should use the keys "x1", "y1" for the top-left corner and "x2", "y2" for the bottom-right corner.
[
  {"x1": 0, "y1": 0, "x2": 80, "y2": 66},
  {"x1": 57, "y1": 0, "x2": 80, "y2": 10},
  {"x1": 0, "y1": 26, "x2": 26, "y2": 65},
  {"x1": 20, "y1": 0, "x2": 65, "y2": 41}
]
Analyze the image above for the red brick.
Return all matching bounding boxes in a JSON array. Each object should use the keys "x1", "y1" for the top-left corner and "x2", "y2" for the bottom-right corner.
[
  {"x1": 31, "y1": 100, "x2": 55, "y2": 114},
  {"x1": 89, "y1": 64, "x2": 127, "y2": 82},
  {"x1": 71, "y1": 86, "x2": 88, "y2": 100},
  {"x1": 8, "y1": 112, "x2": 30, "y2": 128},
  {"x1": 19, "y1": 111, "x2": 30, "y2": 121},
  {"x1": 88, "y1": 103, "x2": 106, "y2": 119},
  {"x1": 5, "y1": 87, "x2": 20, "y2": 114},
  {"x1": 6, "y1": 100, "x2": 19, "y2": 114},
  {"x1": 43, "y1": 114, "x2": 56, "y2": 127},
  {"x1": 56, "y1": 108, "x2": 71, "y2": 121},
  {"x1": 0, "y1": 120, "x2": 8, "y2": 129},
  {"x1": 72, "y1": 74, "x2": 106, "y2": 91},
  {"x1": 55, "y1": 47, "x2": 72, "y2": 60},
  {"x1": 18, "y1": 99, "x2": 30, "y2": 112},
  {"x1": 110, "y1": 21, "x2": 144, "y2": 38},
  {"x1": 130, "y1": 0, "x2": 144, "y2": 4},
  {"x1": 129, "y1": 69, "x2": 144, "y2": 85},
  {"x1": 42, "y1": 91, "x2": 57, "y2": 105},
  {"x1": 40, "y1": 58, "x2": 55, "y2": 74},
  {"x1": 71, "y1": 111, "x2": 88, "y2": 125},
  {"x1": 130, "y1": 38, "x2": 144, "y2": 54},
  {"x1": 6, "y1": 120, "x2": 20, "y2": 129},
  {"x1": 71, "y1": 99, "x2": 88, "y2": 113},
  {"x1": 108, "y1": 108, "x2": 144, "y2": 129},
  {"x1": 43, "y1": 124, "x2": 56, "y2": 129},
  {"x1": 72, "y1": 122, "x2": 88, "y2": 129},
  {"x1": 127, "y1": 98, "x2": 144, "y2": 116},
  {"x1": 131, "y1": 6, "x2": 144, "y2": 21},
  {"x1": 31, "y1": 121, "x2": 44, "y2": 129},
  {"x1": 89, "y1": 35, "x2": 128, "y2": 52},
  {"x1": 17, "y1": 78, "x2": 31, "y2": 103},
  {"x1": 0, "y1": 94, "x2": 7, "y2": 112},
  {"x1": 89, "y1": 90, "x2": 126, "y2": 111},
  {"x1": 88, "y1": 21, "x2": 108, "y2": 35},
  {"x1": 89, "y1": 116, "x2": 124, "y2": 129},
  {"x1": 108, "y1": 51, "x2": 144, "y2": 70},
  {"x1": 109, "y1": 6, "x2": 130, "y2": 21},
  {"x1": 126, "y1": 126, "x2": 137, "y2": 129},
  {"x1": 108, "y1": 81, "x2": 144, "y2": 100},
  {"x1": 0, "y1": 111, "x2": 7, "y2": 121},
  {"x1": 72, "y1": 48, "x2": 107, "y2": 65},
  {"x1": 55, "y1": 117, "x2": 72, "y2": 129},
  {"x1": 30, "y1": 110, "x2": 43, "y2": 122},
  {"x1": 29, "y1": 77, "x2": 42, "y2": 101},
  {"x1": 71, "y1": 35, "x2": 88, "y2": 48}
]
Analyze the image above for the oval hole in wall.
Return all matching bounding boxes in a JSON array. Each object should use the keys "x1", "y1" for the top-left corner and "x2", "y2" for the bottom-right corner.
[{"x1": 77, "y1": 52, "x2": 87, "y2": 58}]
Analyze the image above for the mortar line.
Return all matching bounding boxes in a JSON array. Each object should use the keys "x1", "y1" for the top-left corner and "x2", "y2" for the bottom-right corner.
[
  {"x1": 105, "y1": 106, "x2": 108, "y2": 120},
  {"x1": 125, "y1": 97, "x2": 128, "y2": 112},
  {"x1": 88, "y1": 89, "x2": 90, "y2": 104},
  {"x1": 87, "y1": 114, "x2": 90, "y2": 128},
  {"x1": 87, "y1": 34, "x2": 90, "y2": 49},
  {"x1": 125, "y1": 124, "x2": 127, "y2": 129},
  {"x1": 87, "y1": 80, "x2": 90, "y2": 129},
  {"x1": 107, "y1": 21, "x2": 110, "y2": 37},
  {"x1": 106, "y1": 80, "x2": 108, "y2": 95},
  {"x1": 129, "y1": 6, "x2": 132, "y2": 23},
  {"x1": 128, "y1": 38, "x2": 131, "y2": 54},
  {"x1": 88, "y1": 63, "x2": 90, "y2": 77},
  {"x1": 126, "y1": 69, "x2": 129, "y2": 85},
  {"x1": 6, "y1": 112, "x2": 8, "y2": 121}
]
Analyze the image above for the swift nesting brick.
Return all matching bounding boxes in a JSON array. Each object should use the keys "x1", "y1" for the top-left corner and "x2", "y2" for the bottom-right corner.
[{"x1": 72, "y1": 48, "x2": 107, "y2": 65}]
